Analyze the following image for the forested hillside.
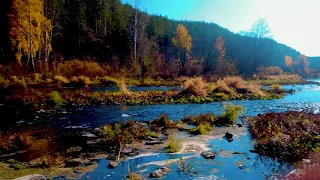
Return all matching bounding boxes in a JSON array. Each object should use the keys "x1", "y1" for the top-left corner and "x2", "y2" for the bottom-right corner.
[{"x1": 0, "y1": 0, "x2": 319, "y2": 78}]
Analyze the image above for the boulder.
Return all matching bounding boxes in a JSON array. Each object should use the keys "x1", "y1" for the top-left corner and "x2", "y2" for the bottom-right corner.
[
  {"x1": 225, "y1": 132, "x2": 233, "y2": 142},
  {"x1": 149, "y1": 167, "x2": 170, "y2": 178},
  {"x1": 108, "y1": 161, "x2": 118, "y2": 169},
  {"x1": 201, "y1": 151, "x2": 216, "y2": 159}
]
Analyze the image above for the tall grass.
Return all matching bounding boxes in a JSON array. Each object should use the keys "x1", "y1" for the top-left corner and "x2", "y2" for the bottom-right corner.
[
  {"x1": 222, "y1": 76, "x2": 245, "y2": 89},
  {"x1": 119, "y1": 79, "x2": 132, "y2": 96},
  {"x1": 49, "y1": 91, "x2": 65, "y2": 106},
  {"x1": 219, "y1": 103, "x2": 244, "y2": 125},
  {"x1": 56, "y1": 59, "x2": 104, "y2": 77},
  {"x1": 182, "y1": 77, "x2": 207, "y2": 97},
  {"x1": 165, "y1": 136, "x2": 181, "y2": 153}
]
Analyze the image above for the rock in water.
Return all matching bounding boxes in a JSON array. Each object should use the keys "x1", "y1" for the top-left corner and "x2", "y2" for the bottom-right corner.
[
  {"x1": 108, "y1": 161, "x2": 118, "y2": 169},
  {"x1": 149, "y1": 167, "x2": 170, "y2": 178},
  {"x1": 201, "y1": 151, "x2": 216, "y2": 159},
  {"x1": 225, "y1": 132, "x2": 233, "y2": 142}
]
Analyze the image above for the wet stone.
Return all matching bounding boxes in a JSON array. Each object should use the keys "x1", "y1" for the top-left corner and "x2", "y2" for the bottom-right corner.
[
  {"x1": 122, "y1": 146, "x2": 135, "y2": 156},
  {"x1": 108, "y1": 161, "x2": 118, "y2": 169},
  {"x1": 149, "y1": 166, "x2": 170, "y2": 178},
  {"x1": 225, "y1": 132, "x2": 233, "y2": 142},
  {"x1": 201, "y1": 151, "x2": 216, "y2": 159},
  {"x1": 65, "y1": 159, "x2": 81, "y2": 167}
]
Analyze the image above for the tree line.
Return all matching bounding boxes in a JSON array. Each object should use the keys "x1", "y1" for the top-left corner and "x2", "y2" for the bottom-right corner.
[{"x1": 0, "y1": 0, "x2": 317, "y2": 78}]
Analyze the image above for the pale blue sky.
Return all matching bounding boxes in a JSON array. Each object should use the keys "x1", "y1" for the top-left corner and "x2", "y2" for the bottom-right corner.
[{"x1": 122, "y1": 0, "x2": 320, "y2": 56}]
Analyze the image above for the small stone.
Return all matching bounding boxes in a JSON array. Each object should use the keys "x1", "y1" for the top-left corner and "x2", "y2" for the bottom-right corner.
[
  {"x1": 149, "y1": 167, "x2": 169, "y2": 178},
  {"x1": 108, "y1": 161, "x2": 118, "y2": 169},
  {"x1": 145, "y1": 141, "x2": 163, "y2": 145},
  {"x1": 237, "y1": 123, "x2": 243, "y2": 127},
  {"x1": 201, "y1": 151, "x2": 216, "y2": 159},
  {"x1": 225, "y1": 132, "x2": 233, "y2": 142}
]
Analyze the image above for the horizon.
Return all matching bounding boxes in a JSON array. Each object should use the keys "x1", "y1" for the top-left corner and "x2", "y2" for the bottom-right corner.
[{"x1": 122, "y1": 0, "x2": 320, "y2": 57}]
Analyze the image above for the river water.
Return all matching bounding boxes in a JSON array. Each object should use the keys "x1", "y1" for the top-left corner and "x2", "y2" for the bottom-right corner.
[{"x1": 2, "y1": 83, "x2": 320, "y2": 179}]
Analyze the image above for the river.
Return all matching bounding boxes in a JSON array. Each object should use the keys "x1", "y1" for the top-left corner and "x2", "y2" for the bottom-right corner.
[{"x1": 2, "y1": 82, "x2": 320, "y2": 179}]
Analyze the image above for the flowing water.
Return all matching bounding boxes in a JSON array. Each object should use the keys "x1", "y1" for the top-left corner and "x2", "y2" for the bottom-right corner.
[{"x1": 2, "y1": 82, "x2": 320, "y2": 179}]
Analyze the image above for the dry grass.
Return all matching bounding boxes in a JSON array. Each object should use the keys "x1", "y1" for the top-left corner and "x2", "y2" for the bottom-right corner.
[
  {"x1": 182, "y1": 77, "x2": 207, "y2": 97},
  {"x1": 0, "y1": 132, "x2": 33, "y2": 150},
  {"x1": 56, "y1": 59, "x2": 104, "y2": 77},
  {"x1": 119, "y1": 79, "x2": 132, "y2": 96},
  {"x1": 70, "y1": 76, "x2": 92, "y2": 86},
  {"x1": 246, "y1": 83, "x2": 266, "y2": 97},
  {"x1": 266, "y1": 74, "x2": 301, "y2": 81},
  {"x1": 12, "y1": 76, "x2": 27, "y2": 88},
  {"x1": 222, "y1": 76, "x2": 245, "y2": 89},
  {"x1": 54, "y1": 75, "x2": 69, "y2": 84},
  {"x1": 213, "y1": 80, "x2": 236, "y2": 95}
]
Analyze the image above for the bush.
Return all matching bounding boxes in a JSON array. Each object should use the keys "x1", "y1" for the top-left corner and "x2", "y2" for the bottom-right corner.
[
  {"x1": 213, "y1": 80, "x2": 235, "y2": 95},
  {"x1": 269, "y1": 84, "x2": 285, "y2": 94},
  {"x1": 50, "y1": 91, "x2": 65, "y2": 106},
  {"x1": 57, "y1": 60, "x2": 104, "y2": 77},
  {"x1": 119, "y1": 79, "x2": 131, "y2": 95},
  {"x1": 165, "y1": 136, "x2": 181, "y2": 153},
  {"x1": 100, "y1": 76, "x2": 119, "y2": 86},
  {"x1": 146, "y1": 131, "x2": 161, "y2": 138},
  {"x1": 54, "y1": 75, "x2": 69, "y2": 84},
  {"x1": 152, "y1": 114, "x2": 175, "y2": 128},
  {"x1": 222, "y1": 76, "x2": 245, "y2": 89},
  {"x1": 12, "y1": 76, "x2": 27, "y2": 88},
  {"x1": 182, "y1": 114, "x2": 215, "y2": 126},
  {"x1": 70, "y1": 76, "x2": 92, "y2": 87},
  {"x1": 189, "y1": 123, "x2": 213, "y2": 135},
  {"x1": 258, "y1": 66, "x2": 284, "y2": 76},
  {"x1": 0, "y1": 76, "x2": 10, "y2": 88},
  {"x1": 219, "y1": 103, "x2": 244, "y2": 125},
  {"x1": 182, "y1": 77, "x2": 207, "y2": 97}
]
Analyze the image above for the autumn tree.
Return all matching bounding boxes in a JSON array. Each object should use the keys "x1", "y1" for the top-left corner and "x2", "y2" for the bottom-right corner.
[
  {"x1": 284, "y1": 55, "x2": 293, "y2": 72},
  {"x1": 241, "y1": 18, "x2": 272, "y2": 74},
  {"x1": 172, "y1": 24, "x2": 192, "y2": 75},
  {"x1": 9, "y1": 0, "x2": 48, "y2": 72},
  {"x1": 214, "y1": 37, "x2": 237, "y2": 76}
]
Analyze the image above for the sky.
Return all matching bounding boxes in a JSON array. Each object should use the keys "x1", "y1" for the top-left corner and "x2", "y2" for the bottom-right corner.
[{"x1": 121, "y1": 0, "x2": 320, "y2": 57}]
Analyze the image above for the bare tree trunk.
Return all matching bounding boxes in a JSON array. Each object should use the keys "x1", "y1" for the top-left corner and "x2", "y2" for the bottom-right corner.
[
  {"x1": 28, "y1": 1, "x2": 35, "y2": 72},
  {"x1": 134, "y1": 0, "x2": 139, "y2": 63}
]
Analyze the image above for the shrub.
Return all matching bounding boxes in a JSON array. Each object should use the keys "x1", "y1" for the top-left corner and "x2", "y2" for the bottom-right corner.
[
  {"x1": 0, "y1": 76, "x2": 10, "y2": 88},
  {"x1": 189, "y1": 123, "x2": 213, "y2": 135},
  {"x1": 152, "y1": 114, "x2": 175, "y2": 128},
  {"x1": 91, "y1": 92, "x2": 101, "y2": 101},
  {"x1": 182, "y1": 114, "x2": 215, "y2": 126},
  {"x1": 182, "y1": 77, "x2": 207, "y2": 97},
  {"x1": 54, "y1": 75, "x2": 69, "y2": 84},
  {"x1": 120, "y1": 79, "x2": 132, "y2": 96},
  {"x1": 164, "y1": 136, "x2": 181, "y2": 153},
  {"x1": 213, "y1": 80, "x2": 235, "y2": 95},
  {"x1": 100, "y1": 76, "x2": 119, "y2": 85},
  {"x1": 70, "y1": 76, "x2": 92, "y2": 87},
  {"x1": 219, "y1": 103, "x2": 244, "y2": 125},
  {"x1": 12, "y1": 76, "x2": 27, "y2": 88},
  {"x1": 146, "y1": 131, "x2": 161, "y2": 138},
  {"x1": 33, "y1": 73, "x2": 41, "y2": 82},
  {"x1": 57, "y1": 60, "x2": 104, "y2": 77},
  {"x1": 128, "y1": 172, "x2": 145, "y2": 180},
  {"x1": 257, "y1": 66, "x2": 284, "y2": 76},
  {"x1": 222, "y1": 76, "x2": 245, "y2": 89},
  {"x1": 49, "y1": 91, "x2": 65, "y2": 106},
  {"x1": 245, "y1": 83, "x2": 266, "y2": 97}
]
